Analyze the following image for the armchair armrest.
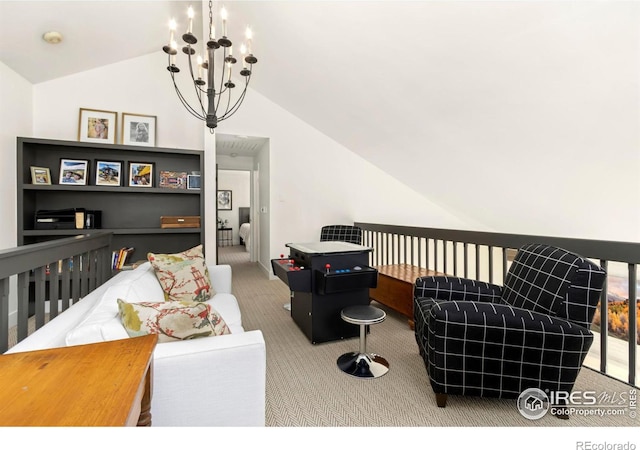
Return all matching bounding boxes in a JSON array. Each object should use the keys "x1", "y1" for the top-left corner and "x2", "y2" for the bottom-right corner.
[
  {"x1": 414, "y1": 276, "x2": 503, "y2": 303},
  {"x1": 208, "y1": 264, "x2": 232, "y2": 294}
]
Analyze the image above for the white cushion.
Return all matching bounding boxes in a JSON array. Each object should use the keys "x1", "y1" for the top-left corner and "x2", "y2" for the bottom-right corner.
[
  {"x1": 65, "y1": 283, "x2": 132, "y2": 345},
  {"x1": 65, "y1": 263, "x2": 164, "y2": 346}
]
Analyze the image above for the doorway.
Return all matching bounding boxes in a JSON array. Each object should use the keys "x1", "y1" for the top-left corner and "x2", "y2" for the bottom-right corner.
[
  {"x1": 217, "y1": 169, "x2": 251, "y2": 266},
  {"x1": 215, "y1": 133, "x2": 269, "y2": 270}
]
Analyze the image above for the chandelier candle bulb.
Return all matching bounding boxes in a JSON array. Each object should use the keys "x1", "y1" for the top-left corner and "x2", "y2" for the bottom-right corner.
[
  {"x1": 245, "y1": 27, "x2": 253, "y2": 54},
  {"x1": 187, "y1": 6, "x2": 194, "y2": 34},
  {"x1": 221, "y1": 7, "x2": 228, "y2": 36},
  {"x1": 197, "y1": 55, "x2": 203, "y2": 79},
  {"x1": 170, "y1": 40, "x2": 177, "y2": 65},
  {"x1": 169, "y1": 19, "x2": 176, "y2": 45},
  {"x1": 240, "y1": 44, "x2": 247, "y2": 68}
]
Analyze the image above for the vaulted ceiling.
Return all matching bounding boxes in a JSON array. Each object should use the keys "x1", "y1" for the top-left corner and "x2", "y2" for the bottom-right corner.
[{"x1": 1, "y1": 1, "x2": 637, "y2": 237}]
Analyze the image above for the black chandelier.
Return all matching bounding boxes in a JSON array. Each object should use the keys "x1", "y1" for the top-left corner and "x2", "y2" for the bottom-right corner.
[{"x1": 163, "y1": 1, "x2": 257, "y2": 131}]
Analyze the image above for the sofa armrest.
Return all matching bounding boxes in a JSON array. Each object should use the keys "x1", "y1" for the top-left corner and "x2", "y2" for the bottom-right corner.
[
  {"x1": 208, "y1": 264, "x2": 232, "y2": 294},
  {"x1": 414, "y1": 276, "x2": 503, "y2": 303},
  {"x1": 150, "y1": 330, "x2": 266, "y2": 426}
]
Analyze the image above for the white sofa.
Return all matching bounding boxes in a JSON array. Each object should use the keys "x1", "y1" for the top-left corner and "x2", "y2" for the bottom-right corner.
[{"x1": 5, "y1": 262, "x2": 266, "y2": 427}]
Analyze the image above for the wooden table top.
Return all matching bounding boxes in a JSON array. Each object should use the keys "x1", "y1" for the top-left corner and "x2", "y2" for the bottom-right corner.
[
  {"x1": 374, "y1": 264, "x2": 444, "y2": 282},
  {"x1": 0, "y1": 334, "x2": 157, "y2": 426}
]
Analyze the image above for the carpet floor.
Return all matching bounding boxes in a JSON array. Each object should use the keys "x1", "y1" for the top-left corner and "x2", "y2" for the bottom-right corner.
[{"x1": 219, "y1": 245, "x2": 638, "y2": 427}]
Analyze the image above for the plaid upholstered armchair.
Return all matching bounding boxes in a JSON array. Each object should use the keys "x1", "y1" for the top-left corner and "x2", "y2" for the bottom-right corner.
[
  {"x1": 413, "y1": 243, "x2": 606, "y2": 408},
  {"x1": 320, "y1": 225, "x2": 362, "y2": 245}
]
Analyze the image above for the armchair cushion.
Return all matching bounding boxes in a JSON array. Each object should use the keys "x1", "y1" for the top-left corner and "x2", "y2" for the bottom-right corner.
[
  {"x1": 414, "y1": 276, "x2": 503, "y2": 304},
  {"x1": 424, "y1": 300, "x2": 594, "y2": 397}
]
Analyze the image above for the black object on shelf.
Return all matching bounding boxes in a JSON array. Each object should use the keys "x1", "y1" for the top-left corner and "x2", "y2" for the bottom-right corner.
[{"x1": 35, "y1": 208, "x2": 102, "y2": 230}]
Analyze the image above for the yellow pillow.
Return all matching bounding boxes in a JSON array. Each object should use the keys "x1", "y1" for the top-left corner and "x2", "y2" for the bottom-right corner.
[
  {"x1": 117, "y1": 299, "x2": 231, "y2": 343},
  {"x1": 147, "y1": 245, "x2": 215, "y2": 302}
]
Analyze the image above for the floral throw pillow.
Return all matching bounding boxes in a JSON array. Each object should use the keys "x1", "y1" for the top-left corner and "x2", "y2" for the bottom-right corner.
[
  {"x1": 117, "y1": 299, "x2": 231, "y2": 343},
  {"x1": 147, "y1": 245, "x2": 215, "y2": 302}
]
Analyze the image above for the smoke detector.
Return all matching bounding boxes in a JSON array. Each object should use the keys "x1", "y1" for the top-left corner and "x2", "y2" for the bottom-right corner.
[{"x1": 43, "y1": 31, "x2": 63, "y2": 44}]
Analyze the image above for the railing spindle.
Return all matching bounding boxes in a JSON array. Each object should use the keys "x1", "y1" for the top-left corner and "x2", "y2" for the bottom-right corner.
[
  {"x1": 628, "y1": 263, "x2": 637, "y2": 386},
  {"x1": 464, "y1": 243, "x2": 469, "y2": 278},
  {"x1": 599, "y1": 259, "x2": 609, "y2": 374},
  {"x1": 488, "y1": 245, "x2": 494, "y2": 284}
]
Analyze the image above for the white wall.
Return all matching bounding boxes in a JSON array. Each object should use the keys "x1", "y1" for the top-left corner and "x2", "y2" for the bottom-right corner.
[
  {"x1": 210, "y1": 89, "x2": 472, "y2": 272},
  {"x1": 32, "y1": 52, "x2": 203, "y2": 149},
  {"x1": 217, "y1": 169, "x2": 251, "y2": 245},
  {"x1": 0, "y1": 61, "x2": 33, "y2": 251},
  {"x1": 0, "y1": 61, "x2": 34, "y2": 326}
]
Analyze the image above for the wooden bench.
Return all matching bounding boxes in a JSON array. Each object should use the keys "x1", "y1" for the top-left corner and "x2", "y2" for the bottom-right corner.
[{"x1": 370, "y1": 264, "x2": 445, "y2": 329}]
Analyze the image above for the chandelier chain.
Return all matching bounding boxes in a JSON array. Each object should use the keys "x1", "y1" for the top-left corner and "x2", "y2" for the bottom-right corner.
[{"x1": 208, "y1": 0, "x2": 213, "y2": 38}]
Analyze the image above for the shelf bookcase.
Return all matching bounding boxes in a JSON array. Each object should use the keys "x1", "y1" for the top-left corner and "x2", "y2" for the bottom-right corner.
[{"x1": 17, "y1": 137, "x2": 205, "y2": 260}]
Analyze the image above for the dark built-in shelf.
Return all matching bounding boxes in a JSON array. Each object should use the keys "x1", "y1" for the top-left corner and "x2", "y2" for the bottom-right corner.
[
  {"x1": 23, "y1": 228, "x2": 201, "y2": 236},
  {"x1": 17, "y1": 137, "x2": 205, "y2": 258},
  {"x1": 23, "y1": 185, "x2": 201, "y2": 195}
]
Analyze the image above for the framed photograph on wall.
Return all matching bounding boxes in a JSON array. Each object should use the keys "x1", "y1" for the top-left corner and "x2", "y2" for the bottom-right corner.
[
  {"x1": 217, "y1": 190, "x2": 232, "y2": 210},
  {"x1": 59, "y1": 159, "x2": 89, "y2": 185},
  {"x1": 95, "y1": 161, "x2": 122, "y2": 186},
  {"x1": 129, "y1": 162, "x2": 153, "y2": 187},
  {"x1": 78, "y1": 108, "x2": 117, "y2": 144},
  {"x1": 30, "y1": 166, "x2": 51, "y2": 185},
  {"x1": 122, "y1": 112, "x2": 156, "y2": 147}
]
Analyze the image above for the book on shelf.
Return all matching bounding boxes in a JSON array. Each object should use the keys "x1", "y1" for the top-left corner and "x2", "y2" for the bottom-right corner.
[{"x1": 112, "y1": 247, "x2": 135, "y2": 270}]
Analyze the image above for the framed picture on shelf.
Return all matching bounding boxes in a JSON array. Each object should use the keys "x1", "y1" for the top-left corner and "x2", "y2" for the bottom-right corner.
[
  {"x1": 159, "y1": 170, "x2": 187, "y2": 189},
  {"x1": 30, "y1": 166, "x2": 51, "y2": 185},
  {"x1": 95, "y1": 160, "x2": 122, "y2": 186},
  {"x1": 78, "y1": 108, "x2": 117, "y2": 144},
  {"x1": 59, "y1": 159, "x2": 89, "y2": 185},
  {"x1": 122, "y1": 112, "x2": 156, "y2": 147},
  {"x1": 217, "y1": 190, "x2": 232, "y2": 210},
  {"x1": 129, "y1": 162, "x2": 153, "y2": 187},
  {"x1": 187, "y1": 174, "x2": 201, "y2": 190}
]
